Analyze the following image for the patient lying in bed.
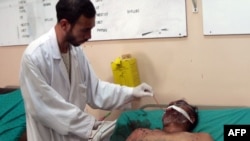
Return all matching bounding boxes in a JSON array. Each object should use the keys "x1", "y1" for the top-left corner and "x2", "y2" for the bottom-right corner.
[{"x1": 126, "y1": 100, "x2": 214, "y2": 141}]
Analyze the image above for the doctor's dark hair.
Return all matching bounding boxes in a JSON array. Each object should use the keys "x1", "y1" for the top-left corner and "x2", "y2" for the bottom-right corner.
[{"x1": 56, "y1": 0, "x2": 96, "y2": 24}]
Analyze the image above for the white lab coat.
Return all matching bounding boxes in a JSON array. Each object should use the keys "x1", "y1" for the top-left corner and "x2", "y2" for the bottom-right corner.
[{"x1": 19, "y1": 28, "x2": 134, "y2": 141}]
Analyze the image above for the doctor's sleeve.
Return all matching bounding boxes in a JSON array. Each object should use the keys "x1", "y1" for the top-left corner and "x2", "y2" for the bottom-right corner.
[{"x1": 82, "y1": 55, "x2": 134, "y2": 110}]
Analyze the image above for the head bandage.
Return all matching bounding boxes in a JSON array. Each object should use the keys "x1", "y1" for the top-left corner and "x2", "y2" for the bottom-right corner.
[{"x1": 166, "y1": 105, "x2": 193, "y2": 124}]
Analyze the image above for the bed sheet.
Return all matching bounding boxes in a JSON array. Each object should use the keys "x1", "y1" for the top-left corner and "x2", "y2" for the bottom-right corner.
[
  {"x1": 110, "y1": 109, "x2": 163, "y2": 141},
  {"x1": 0, "y1": 89, "x2": 26, "y2": 141},
  {"x1": 110, "y1": 108, "x2": 250, "y2": 141}
]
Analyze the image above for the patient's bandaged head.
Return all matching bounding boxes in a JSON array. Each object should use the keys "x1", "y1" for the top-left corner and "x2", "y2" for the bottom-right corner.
[
  {"x1": 163, "y1": 105, "x2": 193, "y2": 124},
  {"x1": 162, "y1": 99, "x2": 198, "y2": 131}
]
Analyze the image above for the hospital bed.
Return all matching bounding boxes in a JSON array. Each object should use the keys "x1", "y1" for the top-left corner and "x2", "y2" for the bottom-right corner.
[
  {"x1": 109, "y1": 104, "x2": 250, "y2": 141},
  {"x1": 0, "y1": 87, "x2": 26, "y2": 141},
  {"x1": 1, "y1": 88, "x2": 250, "y2": 141},
  {"x1": 0, "y1": 87, "x2": 116, "y2": 141},
  {"x1": 0, "y1": 88, "x2": 115, "y2": 141}
]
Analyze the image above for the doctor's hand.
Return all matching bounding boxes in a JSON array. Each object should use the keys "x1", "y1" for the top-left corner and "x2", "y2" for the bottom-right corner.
[
  {"x1": 132, "y1": 83, "x2": 153, "y2": 98},
  {"x1": 93, "y1": 120, "x2": 103, "y2": 130}
]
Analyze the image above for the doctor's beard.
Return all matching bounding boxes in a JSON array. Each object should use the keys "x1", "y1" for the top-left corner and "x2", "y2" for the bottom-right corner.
[{"x1": 66, "y1": 30, "x2": 88, "y2": 47}]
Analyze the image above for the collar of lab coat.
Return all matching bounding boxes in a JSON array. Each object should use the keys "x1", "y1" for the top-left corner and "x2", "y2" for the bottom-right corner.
[
  {"x1": 49, "y1": 27, "x2": 71, "y2": 88},
  {"x1": 49, "y1": 27, "x2": 61, "y2": 60},
  {"x1": 48, "y1": 27, "x2": 80, "y2": 89},
  {"x1": 49, "y1": 27, "x2": 78, "y2": 60}
]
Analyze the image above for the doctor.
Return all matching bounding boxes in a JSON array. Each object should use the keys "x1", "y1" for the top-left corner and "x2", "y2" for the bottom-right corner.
[{"x1": 19, "y1": 0, "x2": 153, "y2": 141}]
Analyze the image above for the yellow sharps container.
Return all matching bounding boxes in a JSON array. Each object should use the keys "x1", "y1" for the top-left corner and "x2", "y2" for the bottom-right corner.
[{"x1": 111, "y1": 54, "x2": 141, "y2": 87}]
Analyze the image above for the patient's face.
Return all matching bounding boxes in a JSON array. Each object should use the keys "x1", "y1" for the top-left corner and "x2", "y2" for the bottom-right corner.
[
  {"x1": 162, "y1": 107, "x2": 189, "y2": 133},
  {"x1": 162, "y1": 100, "x2": 196, "y2": 133}
]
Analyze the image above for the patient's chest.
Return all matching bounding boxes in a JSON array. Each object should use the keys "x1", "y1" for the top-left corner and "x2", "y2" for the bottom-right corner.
[
  {"x1": 126, "y1": 129, "x2": 203, "y2": 141},
  {"x1": 126, "y1": 128, "x2": 165, "y2": 141}
]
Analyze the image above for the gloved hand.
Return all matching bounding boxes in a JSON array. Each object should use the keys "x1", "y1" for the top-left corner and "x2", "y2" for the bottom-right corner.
[
  {"x1": 132, "y1": 83, "x2": 153, "y2": 98},
  {"x1": 93, "y1": 120, "x2": 103, "y2": 130}
]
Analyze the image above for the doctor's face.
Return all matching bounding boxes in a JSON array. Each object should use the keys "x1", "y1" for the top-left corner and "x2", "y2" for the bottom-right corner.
[{"x1": 66, "y1": 15, "x2": 95, "y2": 46}]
